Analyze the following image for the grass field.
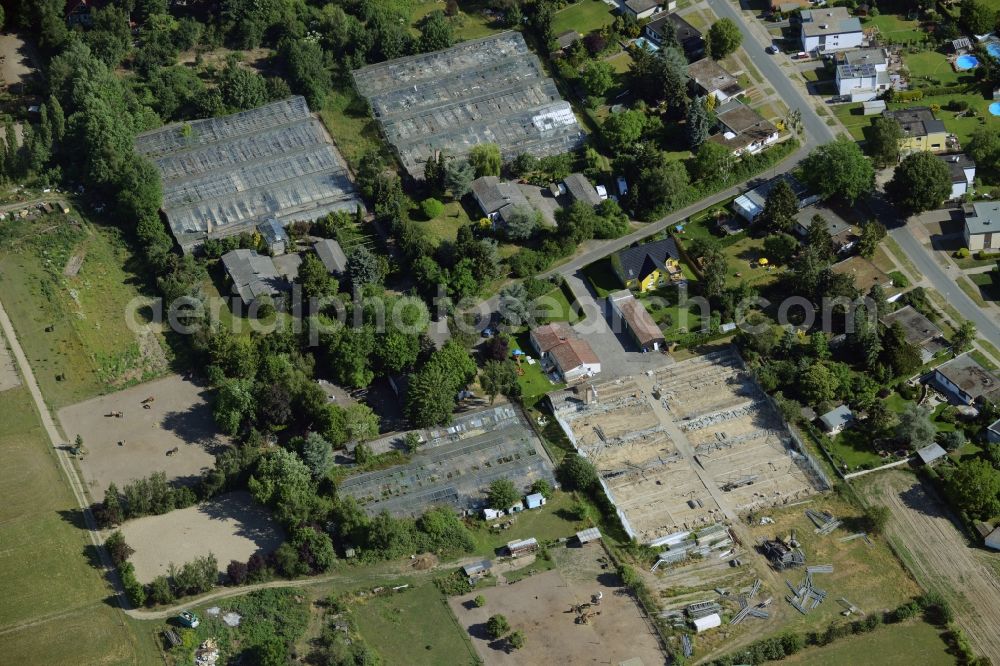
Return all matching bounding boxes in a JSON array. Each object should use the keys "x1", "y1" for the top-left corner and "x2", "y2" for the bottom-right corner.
[
  {"x1": 467, "y1": 491, "x2": 586, "y2": 556},
  {"x1": 320, "y1": 84, "x2": 391, "y2": 170},
  {"x1": 552, "y1": 0, "x2": 615, "y2": 36},
  {"x1": 0, "y1": 212, "x2": 168, "y2": 409},
  {"x1": 582, "y1": 257, "x2": 622, "y2": 298},
  {"x1": 0, "y1": 385, "x2": 157, "y2": 663},
  {"x1": 969, "y1": 271, "x2": 1000, "y2": 301},
  {"x1": 863, "y1": 14, "x2": 925, "y2": 44},
  {"x1": 410, "y1": 0, "x2": 498, "y2": 41},
  {"x1": 534, "y1": 283, "x2": 581, "y2": 325},
  {"x1": 780, "y1": 620, "x2": 950, "y2": 666},
  {"x1": 903, "y1": 50, "x2": 969, "y2": 87},
  {"x1": 414, "y1": 198, "x2": 475, "y2": 245},
  {"x1": 351, "y1": 582, "x2": 479, "y2": 665}
]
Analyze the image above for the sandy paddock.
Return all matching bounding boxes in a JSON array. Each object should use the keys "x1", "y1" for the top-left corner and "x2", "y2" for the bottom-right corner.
[
  {"x1": 120, "y1": 491, "x2": 285, "y2": 582},
  {"x1": 450, "y1": 544, "x2": 664, "y2": 666},
  {"x1": 58, "y1": 374, "x2": 226, "y2": 494}
]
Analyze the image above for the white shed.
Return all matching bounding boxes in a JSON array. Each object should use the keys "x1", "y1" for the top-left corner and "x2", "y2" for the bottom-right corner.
[
  {"x1": 986, "y1": 526, "x2": 1000, "y2": 550},
  {"x1": 525, "y1": 493, "x2": 546, "y2": 509},
  {"x1": 693, "y1": 613, "x2": 722, "y2": 633}
]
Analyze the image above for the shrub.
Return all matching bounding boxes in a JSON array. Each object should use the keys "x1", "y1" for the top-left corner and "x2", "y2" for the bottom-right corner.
[
  {"x1": 486, "y1": 614, "x2": 510, "y2": 639},
  {"x1": 948, "y1": 99, "x2": 969, "y2": 111},
  {"x1": 148, "y1": 575, "x2": 174, "y2": 605},
  {"x1": 474, "y1": 594, "x2": 486, "y2": 607},
  {"x1": 118, "y1": 562, "x2": 147, "y2": 607},
  {"x1": 105, "y1": 531, "x2": 134, "y2": 567},
  {"x1": 227, "y1": 559, "x2": 249, "y2": 585},
  {"x1": 420, "y1": 198, "x2": 445, "y2": 219},
  {"x1": 918, "y1": 591, "x2": 954, "y2": 625},
  {"x1": 955, "y1": 247, "x2": 970, "y2": 258}
]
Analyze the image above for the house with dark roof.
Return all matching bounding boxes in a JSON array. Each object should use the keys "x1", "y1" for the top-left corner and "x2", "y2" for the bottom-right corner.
[
  {"x1": 708, "y1": 100, "x2": 780, "y2": 156},
  {"x1": 562, "y1": 173, "x2": 602, "y2": 207},
  {"x1": 936, "y1": 153, "x2": 975, "y2": 200},
  {"x1": 608, "y1": 290, "x2": 665, "y2": 351},
  {"x1": 880, "y1": 305, "x2": 946, "y2": 362},
  {"x1": 470, "y1": 176, "x2": 534, "y2": 229},
  {"x1": 611, "y1": 238, "x2": 682, "y2": 292},
  {"x1": 793, "y1": 209, "x2": 856, "y2": 254},
  {"x1": 930, "y1": 353, "x2": 1000, "y2": 405},
  {"x1": 687, "y1": 58, "x2": 743, "y2": 103},
  {"x1": 963, "y1": 201, "x2": 1000, "y2": 252},
  {"x1": 314, "y1": 238, "x2": 348, "y2": 275},
  {"x1": 644, "y1": 14, "x2": 705, "y2": 61},
  {"x1": 554, "y1": 30, "x2": 581, "y2": 51},
  {"x1": 883, "y1": 107, "x2": 947, "y2": 155},
  {"x1": 221, "y1": 249, "x2": 288, "y2": 307}
]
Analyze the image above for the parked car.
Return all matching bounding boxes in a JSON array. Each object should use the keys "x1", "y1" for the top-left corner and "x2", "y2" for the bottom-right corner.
[
  {"x1": 177, "y1": 611, "x2": 200, "y2": 628},
  {"x1": 766, "y1": 44, "x2": 779, "y2": 54}
]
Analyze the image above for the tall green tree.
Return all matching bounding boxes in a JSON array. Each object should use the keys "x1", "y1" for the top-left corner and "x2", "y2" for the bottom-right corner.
[
  {"x1": 760, "y1": 179, "x2": 798, "y2": 233},
  {"x1": 602, "y1": 109, "x2": 647, "y2": 153},
  {"x1": 959, "y1": 0, "x2": 996, "y2": 35},
  {"x1": 445, "y1": 159, "x2": 475, "y2": 197},
  {"x1": 480, "y1": 360, "x2": 521, "y2": 403},
  {"x1": 487, "y1": 478, "x2": 519, "y2": 510},
  {"x1": 581, "y1": 59, "x2": 615, "y2": 97},
  {"x1": 946, "y1": 458, "x2": 1000, "y2": 519},
  {"x1": 419, "y1": 10, "x2": 454, "y2": 52},
  {"x1": 968, "y1": 126, "x2": 1000, "y2": 171},
  {"x1": 85, "y1": 7, "x2": 133, "y2": 67},
  {"x1": 886, "y1": 151, "x2": 952, "y2": 214},
  {"x1": 469, "y1": 143, "x2": 501, "y2": 178},
  {"x1": 706, "y1": 18, "x2": 742, "y2": 59},
  {"x1": 279, "y1": 38, "x2": 330, "y2": 108},
  {"x1": 896, "y1": 403, "x2": 935, "y2": 449},
  {"x1": 858, "y1": 219, "x2": 887, "y2": 258},
  {"x1": 685, "y1": 96, "x2": 712, "y2": 149},
  {"x1": 867, "y1": 115, "x2": 902, "y2": 167},
  {"x1": 952, "y1": 320, "x2": 976, "y2": 353},
  {"x1": 801, "y1": 137, "x2": 875, "y2": 203}
]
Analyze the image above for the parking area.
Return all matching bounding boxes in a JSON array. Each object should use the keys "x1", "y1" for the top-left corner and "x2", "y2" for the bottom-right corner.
[
  {"x1": 58, "y1": 374, "x2": 226, "y2": 494},
  {"x1": 450, "y1": 543, "x2": 664, "y2": 665}
]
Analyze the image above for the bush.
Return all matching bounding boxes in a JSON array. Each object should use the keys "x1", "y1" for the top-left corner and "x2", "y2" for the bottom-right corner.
[
  {"x1": 105, "y1": 531, "x2": 134, "y2": 566},
  {"x1": 918, "y1": 591, "x2": 954, "y2": 625},
  {"x1": 955, "y1": 247, "x2": 970, "y2": 258},
  {"x1": 486, "y1": 614, "x2": 510, "y2": 639},
  {"x1": 227, "y1": 559, "x2": 249, "y2": 585},
  {"x1": 948, "y1": 99, "x2": 969, "y2": 112},
  {"x1": 420, "y1": 197, "x2": 445, "y2": 219},
  {"x1": 148, "y1": 575, "x2": 174, "y2": 605},
  {"x1": 474, "y1": 594, "x2": 486, "y2": 607},
  {"x1": 118, "y1": 562, "x2": 147, "y2": 607}
]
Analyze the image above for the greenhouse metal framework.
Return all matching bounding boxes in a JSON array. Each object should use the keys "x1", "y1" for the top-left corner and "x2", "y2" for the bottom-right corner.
[
  {"x1": 352, "y1": 32, "x2": 585, "y2": 179},
  {"x1": 134, "y1": 96, "x2": 363, "y2": 253}
]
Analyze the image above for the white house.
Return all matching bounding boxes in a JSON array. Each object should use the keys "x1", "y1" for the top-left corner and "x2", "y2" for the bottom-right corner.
[
  {"x1": 930, "y1": 353, "x2": 1000, "y2": 405},
  {"x1": 937, "y1": 153, "x2": 976, "y2": 200},
  {"x1": 525, "y1": 493, "x2": 546, "y2": 509},
  {"x1": 818, "y1": 405, "x2": 854, "y2": 435},
  {"x1": 708, "y1": 100, "x2": 780, "y2": 156},
  {"x1": 800, "y1": 8, "x2": 864, "y2": 53},
  {"x1": 963, "y1": 201, "x2": 1000, "y2": 252},
  {"x1": 835, "y1": 63, "x2": 890, "y2": 101},
  {"x1": 529, "y1": 322, "x2": 601, "y2": 382}
]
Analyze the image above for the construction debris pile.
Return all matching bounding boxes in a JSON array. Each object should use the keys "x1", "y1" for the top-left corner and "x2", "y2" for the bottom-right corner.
[
  {"x1": 785, "y1": 566, "x2": 833, "y2": 614},
  {"x1": 194, "y1": 639, "x2": 219, "y2": 666},
  {"x1": 651, "y1": 524, "x2": 733, "y2": 569},
  {"x1": 759, "y1": 534, "x2": 805, "y2": 570}
]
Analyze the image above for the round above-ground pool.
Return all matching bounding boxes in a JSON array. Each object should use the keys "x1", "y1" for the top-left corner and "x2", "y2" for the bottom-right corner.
[
  {"x1": 956, "y1": 54, "x2": 980, "y2": 70},
  {"x1": 988, "y1": 42, "x2": 1000, "y2": 59},
  {"x1": 990, "y1": 102, "x2": 1000, "y2": 116}
]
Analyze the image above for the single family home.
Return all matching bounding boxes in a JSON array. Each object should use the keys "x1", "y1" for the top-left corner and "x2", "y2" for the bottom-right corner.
[
  {"x1": 930, "y1": 353, "x2": 1000, "y2": 405},
  {"x1": 963, "y1": 201, "x2": 1000, "y2": 252},
  {"x1": 883, "y1": 107, "x2": 948, "y2": 155},
  {"x1": 644, "y1": 14, "x2": 705, "y2": 61},
  {"x1": 687, "y1": 58, "x2": 744, "y2": 103},
  {"x1": 937, "y1": 153, "x2": 976, "y2": 200},
  {"x1": 800, "y1": 8, "x2": 864, "y2": 53},
  {"x1": 708, "y1": 100, "x2": 780, "y2": 156},
  {"x1": 611, "y1": 238, "x2": 683, "y2": 292},
  {"x1": 732, "y1": 174, "x2": 817, "y2": 222}
]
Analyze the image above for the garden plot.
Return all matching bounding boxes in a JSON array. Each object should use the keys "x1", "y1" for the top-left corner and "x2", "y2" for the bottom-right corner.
[{"x1": 59, "y1": 374, "x2": 227, "y2": 495}]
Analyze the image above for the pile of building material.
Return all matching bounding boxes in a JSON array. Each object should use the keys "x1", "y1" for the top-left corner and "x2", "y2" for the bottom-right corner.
[
  {"x1": 760, "y1": 537, "x2": 805, "y2": 570},
  {"x1": 785, "y1": 567, "x2": 832, "y2": 614},
  {"x1": 681, "y1": 634, "x2": 693, "y2": 658},
  {"x1": 686, "y1": 600, "x2": 722, "y2": 619},
  {"x1": 806, "y1": 509, "x2": 842, "y2": 535},
  {"x1": 195, "y1": 639, "x2": 220, "y2": 666},
  {"x1": 651, "y1": 524, "x2": 732, "y2": 570},
  {"x1": 839, "y1": 532, "x2": 872, "y2": 545},
  {"x1": 730, "y1": 579, "x2": 770, "y2": 625}
]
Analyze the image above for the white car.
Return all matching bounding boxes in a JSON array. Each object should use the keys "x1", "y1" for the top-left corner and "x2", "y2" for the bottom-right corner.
[{"x1": 595, "y1": 184, "x2": 609, "y2": 201}]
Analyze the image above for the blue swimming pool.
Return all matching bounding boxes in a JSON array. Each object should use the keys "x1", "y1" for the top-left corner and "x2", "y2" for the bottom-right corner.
[
  {"x1": 633, "y1": 37, "x2": 659, "y2": 52},
  {"x1": 988, "y1": 42, "x2": 1000, "y2": 59},
  {"x1": 990, "y1": 102, "x2": 1000, "y2": 116},
  {"x1": 956, "y1": 54, "x2": 980, "y2": 70}
]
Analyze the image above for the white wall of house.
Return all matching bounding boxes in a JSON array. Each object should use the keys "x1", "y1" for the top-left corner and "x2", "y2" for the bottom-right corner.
[
  {"x1": 559, "y1": 362, "x2": 602, "y2": 383},
  {"x1": 802, "y1": 31, "x2": 863, "y2": 52},
  {"x1": 933, "y1": 370, "x2": 974, "y2": 405}
]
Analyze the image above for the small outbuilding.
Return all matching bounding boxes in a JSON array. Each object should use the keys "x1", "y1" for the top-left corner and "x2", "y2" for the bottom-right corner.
[
  {"x1": 576, "y1": 527, "x2": 602, "y2": 544},
  {"x1": 257, "y1": 218, "x2": 288, "y2": 255},
  {"x1": 692, "y1": 613, "x2": 722, "y2": 633},
  {"x1": 562, "y1": 173, "x2": 602, "y2": 207},
  {"x1": 818, "y1": 405, "x2": 854, "y2": 435},
  {"x1": 463, "y1": 560, "x2": 493, "y2": 577},
  {"x1": 916, "y1": 443, "x2": 947, "y2": 465},
  {"x1": 985, "y1": 525, "x2": 1000, "y2": 550},
  {"x1": 507, "y1": 537, "x2": 540, "y2": 557},
  {"x1": 525, "y1": 492, "x2": 547, "y2": 509},
  {"x1": 314, "y1": 238, "x2": 348, "y2": 275}
]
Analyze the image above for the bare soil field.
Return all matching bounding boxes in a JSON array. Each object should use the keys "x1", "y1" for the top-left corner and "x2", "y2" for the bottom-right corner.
[
  {"x1": 120, "y1": 491, "x2": 285, "y2": 583},
  {"x1": 59, "y1": 374, "x2": 226, "y2": 495},
  {"x1": 860, "y1": 470, "x2": 1000, "y2": 664},
  {"x1": 450, "y1": 544, "x2": 664, "y2": 666},
  {"x1": 0, "y1": 33, "x2": 36, "y2": 88}
]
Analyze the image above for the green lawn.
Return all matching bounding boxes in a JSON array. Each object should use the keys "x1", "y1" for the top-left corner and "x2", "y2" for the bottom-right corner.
[
  {"x1": 640, "y1": 287, "x2": 705, "y2": 337},
  {"x1": 351, "y1": 582, "x2": 478, "y2": 665},
  {"x1": 831, "y1": 102, "x2": 869, "y2": 141},
  {"x1": 512, "y1": 331, "x2": 565, "y2": 404},
  {"x1": 969, "y1": 271, "x2": 1000, "y2": 301},
  {"x1": 467, "y1": 491, "x2": 587, "y2": 556},
  {"x1": 830, "y1": 428, "x2": 886, "y2": 470},
  {"x1": 862, "y1": 14, "x2": 926, "y2": 45},
  {"x1": 890, "y1": 93, "x2": 999, "y2": 146},
  {"x1": 319, "y1": 84, "x2": 391, "y2": 171},
  {"x1": 903, "y1": 49, "x2": 971, "y2": 87},
  {"x1": 781, "y1": 620, "x2": 950, "y2": 666},
  {"x1": 0, "y1": 212, "x2": 169, "y2": 409},
  {"x1": 582, "y1": 257, "x2": 623, "y2": 298},
  {"x1": 534, "y1": 284, "x2": 581, "y2": 325},
  {"x1": 410, "y1": 0, "x2": 499, "y2": 41},
  {"x1": 414, "y1": 198, "x2": 474, "y2": 246},
  {"x1": 0, "y1": 386, "x2": 157, "y2": 662},
  {"x1": 605, "y1": 51, "x2": 633, "y2": 74},
  {"x1": 552, "y1": 0, "x2": 615, "y2": 36}
]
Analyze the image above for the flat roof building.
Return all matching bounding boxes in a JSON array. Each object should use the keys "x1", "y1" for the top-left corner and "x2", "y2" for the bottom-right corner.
[
  {"x1": 709, "y1": 100, "x2": 780, "y2": 156},
  {"x1": 134, "y1": 96, "x2": 363, "y2": 253},
  {"x1": 800, "y1": 8, "x2": 863, "y2": 52},
  {"x1": 964, "y1": 201, "x2": 1000, "y2": 252},
  {"x1": 733, "y1": 173, "x2": 817, "y2": 221},
  {"x1": 352, "y1": 32, "x2": 585, "y2": 180},
  {"x1": 687, "y1": 58, "x2": 743, "y2": 102}
]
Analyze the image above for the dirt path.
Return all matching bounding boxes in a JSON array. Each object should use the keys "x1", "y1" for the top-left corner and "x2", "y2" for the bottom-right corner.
[{"x1": 863, "y1": 471, "x2": 1000, "y2": 664}]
